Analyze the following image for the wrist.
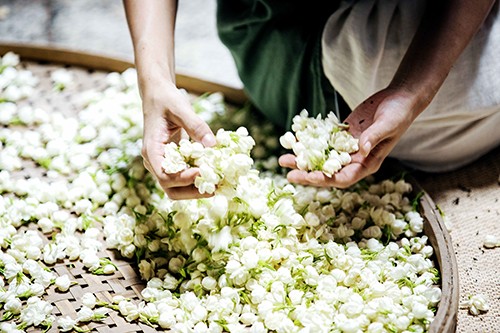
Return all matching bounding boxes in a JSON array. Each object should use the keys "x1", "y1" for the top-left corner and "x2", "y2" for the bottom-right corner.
[
  {"x1": 385, "y1": 80, "x2": 437, "y2": 119},
  {"x1": 137, "y1": 69, "x2": 176, "y2": 99}
]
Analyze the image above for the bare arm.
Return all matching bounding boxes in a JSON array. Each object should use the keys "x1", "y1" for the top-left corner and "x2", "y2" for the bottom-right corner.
[
  {"x1": 390, "y1": 0, "x2": 496, "y2": 115},
  {"x1": 281, "y1": 0, "x2": 496, "y2": 187},
  {"x1": 123, "y1": 0, "x2": 176, "y2": 97},
  {"x1": 123, "y1": 0, "x2": 216, "y2": 199}
]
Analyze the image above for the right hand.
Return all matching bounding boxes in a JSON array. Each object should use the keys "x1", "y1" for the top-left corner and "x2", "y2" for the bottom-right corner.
[
  {"x1": 279, "y1": 87, "x2": 419, "y2": 188},
  {"x1": 141, "y1": 82, "x2": 216, "y2": 200}
]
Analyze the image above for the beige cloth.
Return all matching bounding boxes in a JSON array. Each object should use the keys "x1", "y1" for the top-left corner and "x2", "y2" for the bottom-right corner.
[{"x1": 321, "y1": 0, "x2": 500, "y2": 172}]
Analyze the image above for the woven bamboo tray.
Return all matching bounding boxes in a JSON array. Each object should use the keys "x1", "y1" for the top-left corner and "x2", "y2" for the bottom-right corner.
[{"x1": 0, "y1": 43, "x2": 459, "y2": 333}]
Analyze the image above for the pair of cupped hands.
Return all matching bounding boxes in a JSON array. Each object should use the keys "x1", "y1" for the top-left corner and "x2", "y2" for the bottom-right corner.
[{"x1": 142, "y1": 83, "x2": 418, "y2": 200}]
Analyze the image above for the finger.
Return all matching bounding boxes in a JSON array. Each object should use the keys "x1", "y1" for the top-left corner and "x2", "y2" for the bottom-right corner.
[
  {"x1": 171, "y1": 97, "x2": 216, "y2": 147},
  {"x1": 278, "y1": 154, "x2": 298, "y2": 169},
  {"x1": 287, "y1": 170, "x2": 331, "y2": 187},
  {"x1": 165, "y1": 184, "x2": 214, "y2": 200},
  {"x1": 358, "y1": 120, "x2": 392, "y2": 158},
  {"x1": 326, "y1": 162, "x2": 372, "y2": 188},
  {"x1": 143, "y1": 149, "x2": 200, "y2": 189},
  {"x1": 286, "y1": 161, "x2": 376, "y2": 189},
  {"x1": 158, "y1": 167, "x2": 200, "y2": 189},
  {"x1": 143, "y1": 157, "x2": 153, "y2": 174}
]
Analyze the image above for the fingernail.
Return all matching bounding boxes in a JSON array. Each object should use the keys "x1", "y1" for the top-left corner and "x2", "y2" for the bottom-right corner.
[
  {"x1": 362, "y1": 142, "x2": 371, "y2": 157},
  {"x1": 201, "y1": 134, "x2": 216, "y2": 147}
]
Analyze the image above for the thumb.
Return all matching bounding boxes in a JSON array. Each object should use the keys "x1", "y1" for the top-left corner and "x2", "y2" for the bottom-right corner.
[
  {"x1": 178, "y1": 107, "x2": 216, "y2": 147},
  {"x1": 358, "y1": 120, "x2": 388, "y2": 158}
]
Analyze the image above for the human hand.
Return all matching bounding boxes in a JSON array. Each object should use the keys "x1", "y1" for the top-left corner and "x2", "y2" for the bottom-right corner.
[
  {"x1": 279, "y1": 88, "x2": 419, "y2": 188},
  {"x1": 141, "y1": 82, "x2": 216, "y2": 200}
]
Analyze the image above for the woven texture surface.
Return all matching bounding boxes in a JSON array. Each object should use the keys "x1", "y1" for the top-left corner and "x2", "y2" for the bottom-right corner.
[
  {"x1": 30, "y1": 225, "x2": 156, "y2": 333},
  {"x1": 415, "y1": 147, "x2": 500, "y2": 332},
  {"x1": 3, "y1": 59, "x2": 498, "y2": 332},
  {"x1": 6, "y1": 61, "x2": 159, "y2": 333}
]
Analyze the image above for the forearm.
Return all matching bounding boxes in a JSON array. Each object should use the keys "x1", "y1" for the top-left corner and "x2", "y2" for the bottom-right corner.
[
  {"x1": 123, "y1": 0, "x2": 178, "y2": 97},
  {"x1": 390, "y1": 0, "x2": 495, "y2": 115}
]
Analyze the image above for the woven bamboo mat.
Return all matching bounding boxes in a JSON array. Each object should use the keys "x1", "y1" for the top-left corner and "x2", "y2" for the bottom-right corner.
[
  {"x1": 3, "y1": 61, "x2": 160, "y2": 333},
  {"x1": 415, "y1": 147, "x2": 500, "y2": 333},
  {"x1": 22, "y1": 225, "x2": 156, "y2": 333}
]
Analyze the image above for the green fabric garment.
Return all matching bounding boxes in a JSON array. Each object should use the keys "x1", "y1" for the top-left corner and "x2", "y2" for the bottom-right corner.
[{"x1": 216, "y1": 0, "x2": 341, "y2": 129}]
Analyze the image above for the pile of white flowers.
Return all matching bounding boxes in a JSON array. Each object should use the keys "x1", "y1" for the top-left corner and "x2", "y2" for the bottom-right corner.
[
  {"x1": 280, "y1": 110, "x2": 359, "y2": 176},
  {"x1": 0, "y1": 52, "x2": 446, "y2": 333},
  {"x1": 0, "y1": 52, "x2": 38, "y2": 103},
  {"x1": 195, "y1": 96, "x2": 281, "y2": 169},
  {"x1": 162, "y1": 127, "x2": 255, "y2": 194}
]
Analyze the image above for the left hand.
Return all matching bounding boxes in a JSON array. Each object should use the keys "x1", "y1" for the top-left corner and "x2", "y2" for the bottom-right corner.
[{"x1": 279, "y1": 87, "x2": 419, "y2": 188}]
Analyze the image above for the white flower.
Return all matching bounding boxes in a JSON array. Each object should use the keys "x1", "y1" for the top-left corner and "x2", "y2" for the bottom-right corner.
[
  {"x1": 51, "y1": 69, "x2": 73, "y2": 91},
  {"x1": 102, "y1": 264, "x2": 116, "y2": 274},
  {"x1": 0, "y1": 102, "x2": 16, "y2": 124},
  {"x1": 57, "y1": 316, "x2": 77, "y2": 332},
  {"x1": 240, "y1": 312, "x2": 258, "y2": 325},
  {"x1": 208, "y1": 226, "x2": 233, "y2": 252},
  {"x1": 76, "y1": 306, "x2": 94, "y2": 322},
  {"x1": 158, "y1": 311, "x2": 177, "y2": 329},
  {"x1": 37, "y1": 217, "x2": 54, "y2": 234},
  {"x1": 202, "y1": 276, "x2": 217, "y2": 290},
  {"x1": 55, "y1": 275, "x2": 72, "y2": 292},
  {"x1": 279, "y1": 132, "x2": 296, "y2": 150},
  {"x1": 19, "y1": 297, "x2": 53, "y2": 327},
  {"x1": 162, "y1": 142, "x2": 188, "y2": 174},
  {"x1": 406, "y1": 211, "x2": 424, "y2": 234},
  {"x1": 483, "y1": 234, "x2": 500, "y2": 248},
  {"x1": 462, "y1": 294, "x2": 489, "y2": 315},
  {"x1": 412, "y1": 302, "x2": 433, "y2": 320},
  {"x1": 4, "y1": 261, "x2": 22, "y2": 280},
  {"x1": 2, "y1": 52, "x2": 20, "y2": 67},
  {"x1": 81, "y1": 292, "x2": 97, "y2": 309},
  {"x1": 80, "y1": 250, "x2": 100, "y2": 271},
  {"x1": 4, "y1": 296, "x2": 23, "y2": 314},
  {"x1": 120, "y1": 301, "x2": 140, "y2": 321}
]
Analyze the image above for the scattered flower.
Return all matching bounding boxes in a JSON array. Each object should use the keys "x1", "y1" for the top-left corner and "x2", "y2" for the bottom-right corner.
[
  {"x1": 51, "y1": 69, "x2": 73, "y2": 91},
  {"x1": 483, "y1": 234, "x2": 500, "y2": 249},
  {"x1": 461, "y1": 294, "x2": 490, "y2": 315},
  {"x1": 54, "y1": 275, "x2": 72, "y2": 292}
]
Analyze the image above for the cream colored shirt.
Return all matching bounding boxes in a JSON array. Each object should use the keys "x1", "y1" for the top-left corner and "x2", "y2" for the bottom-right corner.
[{"x1": 321, "y1": 0, "x2": 500, "y2": 172}]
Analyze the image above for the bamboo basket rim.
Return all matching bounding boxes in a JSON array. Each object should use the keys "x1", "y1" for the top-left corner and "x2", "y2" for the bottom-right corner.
[
  {"x1": 0, "y1": 43, "x2": 458, "y2": 333},
  {"x1": 0, "y1": 42, "x2": 248, "y2": 105}
]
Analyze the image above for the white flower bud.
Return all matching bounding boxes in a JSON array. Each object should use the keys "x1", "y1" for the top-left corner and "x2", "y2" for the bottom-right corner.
[
  {"x1": 58, "y1": 316, "x2": 77, "y2": 332},
  {"x1": 202, "y1": 276, "x2": 217, "y2": 290},
  {"x1": 55, "y1": 275, "x2": 72, "y2": 292},
  {"x1": 81, "y1": 293, "x2": 97, "y2": 309},
  {"x1": 76, "y1": 306, "x2": 94, "y2": 322},
  {"x1": 462, "y1": 294, "x2": 489, "y2": 315},
  {"x1": 483, "y1": 235, "x2": 500, "y2": 248}
]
